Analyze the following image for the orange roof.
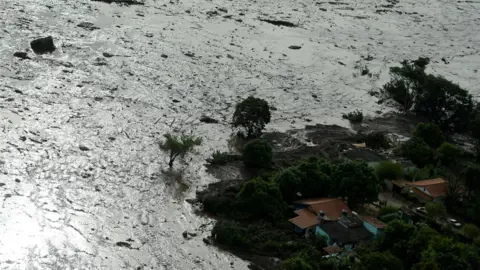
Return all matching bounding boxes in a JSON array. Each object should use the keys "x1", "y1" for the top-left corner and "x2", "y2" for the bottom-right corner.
[
  {"x1": 323, "y1": 245, "x2": 342, "y2": 255},
  {"x1": 309, "y1": 199, "x2": 351, "y2": 221},
  {"x1": 289, "y1": 208, "x2": 320, "y2": 229},
  {"x1": 407, "y1": 178, "x2": 447, "y2": 198},
  {"x1": 363, "y1": 216, "x2": 386, "y2": 229}
]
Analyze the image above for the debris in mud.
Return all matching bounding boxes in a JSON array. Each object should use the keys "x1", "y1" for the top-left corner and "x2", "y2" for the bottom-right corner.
[
  {"x1": 217, "y1": 7, "x2": 228, "y2": 13},
  {"x1": 203, "y1": 237, "x2": 212, "y2": 245},
  {"x1": 200, "y1": 115, "x2": 219, "y2": 124},
  {"x1": 91, "y1": 0, "x2": 145, "y2": 5},
  {"x1": 0, "y1": 183, "x2": 5, "y2": 187},
  {"x1": 288, "y1": 45, "x2": 302, "y2": 50},
  {"x1": 93, "y1": 57, "x2": 108, "y2": 66},
  {"x1": 115, "y1": 241, "x2": 132, "y2": 248},
  {"x1": 184, "y1": 52, "x2": 195, "y2": 57},
  {"x1": 259, "y1": 18, "x2": 297, "y2": 27},
  {"x1": 441, "y1": 57, "x2": 449, "y2": 64},
  {"x1": 19, "y1": 136, "x2": 26, "y2": 141},
  {"x1": 77, "y1": 22, "x2": 100, "y2": 31},
  {"x1": 206, "y1": 10, "x2": 220, "y2": 17},
  {"x1": 103, "y1": 52, "x2": 114, "y2": 58},
  {"x1": 13, "y1": 52, "x2": 30, "y2": 60},
  {"x1": 30, "y1": 36, "x2": 56, "y2": 54},
  {"x1": 161, "y1": 54, "x2": 168, "y2": 58},
  {"x1": 79, "y1": 145, "x2": 90, "y2": 151}
]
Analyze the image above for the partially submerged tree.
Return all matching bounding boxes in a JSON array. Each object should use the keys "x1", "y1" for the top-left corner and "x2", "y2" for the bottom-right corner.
[
  {"x1": 158, "y1": 133, "x2": 202, "y2": 169},
  {"x1": 232, "y1": 96, "x2": 271, "y2": 138},
  {"x1": 242, "y1": 139, "x2": 272, "y2": 168},
  {"x1": 413, "y1": 123, "x2": 445, "y2": 148}
]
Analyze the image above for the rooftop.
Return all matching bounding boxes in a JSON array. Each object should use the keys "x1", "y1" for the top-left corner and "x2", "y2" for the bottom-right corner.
[
  {"x1": 363, "y1": 216, "x2": 386, "y2": 229},
  {"x1": 407, "y1": 178, "x2": 447, "y2": 198},
  {"x1": 323, "y1": 245, "x2": 342, "y2": 255},
  {"x1": 319, "y1": 221, "x2": 373, "y2": 245},
  {"x1": 288, "y1": 208, "x2": 320, "y2": 229},
  {"x1": 294, "y1": 198, "x2": 351, "y2": 221}
]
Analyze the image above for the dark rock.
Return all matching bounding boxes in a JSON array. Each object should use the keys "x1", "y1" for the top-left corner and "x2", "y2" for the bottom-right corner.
[
  {"x1": 217, "y1": 7, "x2": 228, "y2": 13},
  {"x1": 187, "y1": 232, "x2": 197, "y2": 237},
  {"x1": 161, "y1": 54, "x2": 168, "y2": 58},
  {"x1": 338, "y1": 61, "x2": 346, "y2": 66},
  {"x1": 91, "y1": 0, "x2": 145, "y2": 5},
  {"x1": 30, "y1": 36, "x2": 56, "y2": 54},
  {"x1": 15, "y1": 179, "x2": 21, "y2": 183},
  {"x1": 185, "y1": 198, "x2": 197, "y2": 204},
  {"x1": 312, "y1": 94, "x2": 318, "y2": 98},
  {"x1": 172, "y1": 99, "x2": 181, "y2": 103},
  {"x1": 116, "y1": 242, "x2": 132, "y2": 248},
  {"x1": 94, "y1": 97, "x2": 103, "y2": 101},
  {"x1": 13, "y1": 52, "x2": 30, "y2": 60},
  {"x1": 235, "y1": 19, "x2": 243, "y2": 22},
  {"x1": 103, "y1": 52, "x2": 114, "y2": 58},
  {"x1": 14, "y1": 89, "x2": 23, "y2": 94},
  {"x1": 77, "y1": 22, "x2": 100, "y2": 31},
  {"x1": 227, "y1": 54, "x2": 234, "y2": 59},
  {"x1": 200, "y1": 115, "x2": 219, "y2": 124},
  {"x1": 288, "y1": 45, "x2": 302, "y2": 50},
  {"x1": 19, "y1": 136, "x2": 26, "y2": 141},
  {"x1": 0, "y1": 183, "x2": 5, "y2": 187},
  {"x1": 108, "y1": 137, "x2": 116, "y2": 141},
  {"x1": 441, "y1": 57, "x2": 449, "y2": 64},
  {"x1": 93, "y1": 57, "x2": 108, "y2": 66},
  {"x1": 79, "y1": 145, "x2": 90, "y2": 151},
  {"x1": 182, "y1": 231, "x2": 188, "y2": 239},
  {"x1": 206, "y1": 10, "x2": 219, "y2": 16},
  {"x1": 223, "y1": 15, "x2": 233, "y2": 19},
  {"x1": 259, "y1": 19, "x2": 297, "y2": 27},
  {"x1": 184, "y1": 52, "x2": 195, "y2": 57},
  {"x1": 203, "y1": 237, "x2": 212, "y2": 245}
]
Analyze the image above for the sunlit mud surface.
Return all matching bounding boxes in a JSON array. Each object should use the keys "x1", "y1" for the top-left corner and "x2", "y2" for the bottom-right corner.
[{"x1": 0, "y1": 0, "x2": 479, "y2": 269}]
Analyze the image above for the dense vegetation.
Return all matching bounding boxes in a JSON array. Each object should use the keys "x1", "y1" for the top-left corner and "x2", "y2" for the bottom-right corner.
[{"x1": 201, "y1": 75, "x2": 480, "y2": 269}]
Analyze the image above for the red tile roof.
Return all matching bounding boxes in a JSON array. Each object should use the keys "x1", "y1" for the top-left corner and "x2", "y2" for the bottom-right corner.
[
  {"x1": 363, "y1": 216, "x2": 386, "y2": 229},
  {"x1": 288, "y1": 208, "x2": 320, "y2": 229},
  {"x1": 323, "y1": 245, "x2": 342, "y2": 255},
  {"x1": 294, "y1": 198, "x2": 351, "y2": 221},
  {"x1": 407, "y1": 178, "x2": 447, "y2": 198}
]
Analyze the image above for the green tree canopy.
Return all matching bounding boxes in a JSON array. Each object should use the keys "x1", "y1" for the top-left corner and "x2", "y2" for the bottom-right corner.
[
  {"x1": 158, "y1": 133, "x2": 202, "y2": 169},
  {"x1": 382, "y1": 220, "x2": 416, "y2": 251},
  {"x1": 462, "y1": 223, "x2": 480, "y2": 240},
  {"x1": 425, "y1": 202, "x2": 447, "y2": 222},
  {"x1": 400, "y1": 137, "x2": 435, "y2": 167},
  {"x1": 236, "y1": 177, "x2": 286, "y2": 220},
  {"x1": 275, "y1": 168, "x2": 303, "y2": 202},
  {"x1": 413, "y1": 122, "x2": 445, "y2": 148},
  {"x1": 375, "y1": 161, "x2": 404, "y2": 181},
  {"x1": 281, "y1": 253, "x2": 313, "y2": 270},
  {"x1": 232, "y1": 96, "x2": 271, "y2": 138},
  {"x1": 357, "y1": 252, "x2": 404, "y2": 270},
  {"x1": 242, "y1": 139, "x2": 273, "y2": 168},
  {"x1": 331, "y1": 161, "x2": 379, "y2": 208},
  {"x1": 437, "y1": 142, "x2": 460, "y2": 166}
]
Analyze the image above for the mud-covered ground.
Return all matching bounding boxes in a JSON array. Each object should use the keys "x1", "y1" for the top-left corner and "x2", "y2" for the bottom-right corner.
[{"x1": 1, "y1": 0, "x2": 479, "y2": 269}]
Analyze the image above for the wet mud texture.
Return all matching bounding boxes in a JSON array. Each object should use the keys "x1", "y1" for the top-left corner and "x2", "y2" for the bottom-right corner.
[{"x1": 1, "y1": 0, "x2": 479, "y2": 269}]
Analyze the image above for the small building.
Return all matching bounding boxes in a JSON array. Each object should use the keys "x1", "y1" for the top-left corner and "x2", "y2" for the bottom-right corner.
[
  {"x1": 322, "y1": 245, "x2": 343, "y2": 258},
  {"x1": 406, "y1": 178, "x2": 447, "y2": 202},
  {"x1": 289, "y1": 198, "x2": 351, "y2": 237},
  {"x1": 362, "y1": 216, "x2": 386, "y2": 238}
]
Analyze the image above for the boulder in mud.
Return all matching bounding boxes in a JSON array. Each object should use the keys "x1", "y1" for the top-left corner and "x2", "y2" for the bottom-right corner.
[
  {"x1": 13, "y1": 52, "x2": 30, "y2": 60},
  {"x1": 288, "y1": 45, "x2": 302, "y2": 50},
  {"x1": 77, "y1": 22, "x2": 100, "y2": 31},
  {"x1": 92, "y1": 0, "x2": 145, "y2": 5},
  {"x1": 30, "y1": 36, "x2": 56, "y2": 54},
  {"x1": 200, "y1": 115, "x2": 219, "y2": 124}
]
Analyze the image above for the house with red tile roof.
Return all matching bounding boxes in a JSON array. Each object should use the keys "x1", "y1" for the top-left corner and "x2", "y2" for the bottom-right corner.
[{"x1": 406, "y1": 178, "x2": 447, "y2": 202}]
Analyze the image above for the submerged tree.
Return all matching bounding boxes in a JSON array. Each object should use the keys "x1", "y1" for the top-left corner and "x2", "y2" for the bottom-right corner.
[
  {"x1": 159, "y1": 133, "x2": 202, "y2": 169},
  {"x1": 232, "y1": 96, "x2": 271, "y2": 138}
]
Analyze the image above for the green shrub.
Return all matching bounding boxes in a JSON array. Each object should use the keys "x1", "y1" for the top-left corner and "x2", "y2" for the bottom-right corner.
[
  {"x1": 242, "y1": 139, "x2": 273, "y2": 168},
  {"x1": 342, "y1": 110, "x2": 364, "y2": 123},
  {"x1": 208, "y1": 151, "x2": 234, "y2": 165},
  {"x1": 413, "y1": 123, "x2": 445, "y2": 148},
  {"x1": 360, "y1": 131, "x2": 391, "y2": 149},
  {"x1": 378, "y1": 206, "x2": 400, "y2": 217},
  {"x1": 232, "y1": 96, "x2": 271, "y2": 138},
  {"x1": 375, "y1": 161, "x2": 404, "y2": 181},
  {"x1": 400, "y1": 137, "x2": 434, "y2": 167},
  {"x1": 281, "y1": 253, "x2": 313, "y2": 270},
  {"x1": 437, "y1": 142, "x2": 460, "y2": 166}
]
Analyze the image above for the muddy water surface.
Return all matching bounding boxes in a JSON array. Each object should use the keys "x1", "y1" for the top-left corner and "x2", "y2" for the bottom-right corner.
[{"x1": 1, "y1": 0, "x2": 479, "y2": 269}]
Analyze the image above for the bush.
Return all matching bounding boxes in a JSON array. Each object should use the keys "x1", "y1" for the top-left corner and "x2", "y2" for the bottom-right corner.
[
  {"x1": 437, "y1": 142, "x2": 460, "y2": 166},
  {"x1": 342, "y1": 110, "x2": 364, "y2": 123},
  {"x1": 208, "y1": 151, "x2": 234, "y2": 165},
  {"x1": 413, "y1": 123, "x2": 445, "y2": 148},
  {"x1": 400, "y1": 137, "x2": 435, "y2": 167},
  {"x1": 242, "y1": 139, "x2": 273, "y2": 168},
  {"x1": 360, "y1": 131, "x2": 391, "y2": 149},
  {"x1": 462, "y1": 224, "x2": 480, "y2": 240},
  {"x1": 375, "y1": 161, "x2": 404, "y2": 181},
  {"x1": 378, "y1": 206, "x2": 400, "y2": 217},
  {"x1": 232, "y1": 96, "x2": 271, "y2": 138},
  {"x1": 281, "y1": 253, "x2": 313, "y2": 270}
]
